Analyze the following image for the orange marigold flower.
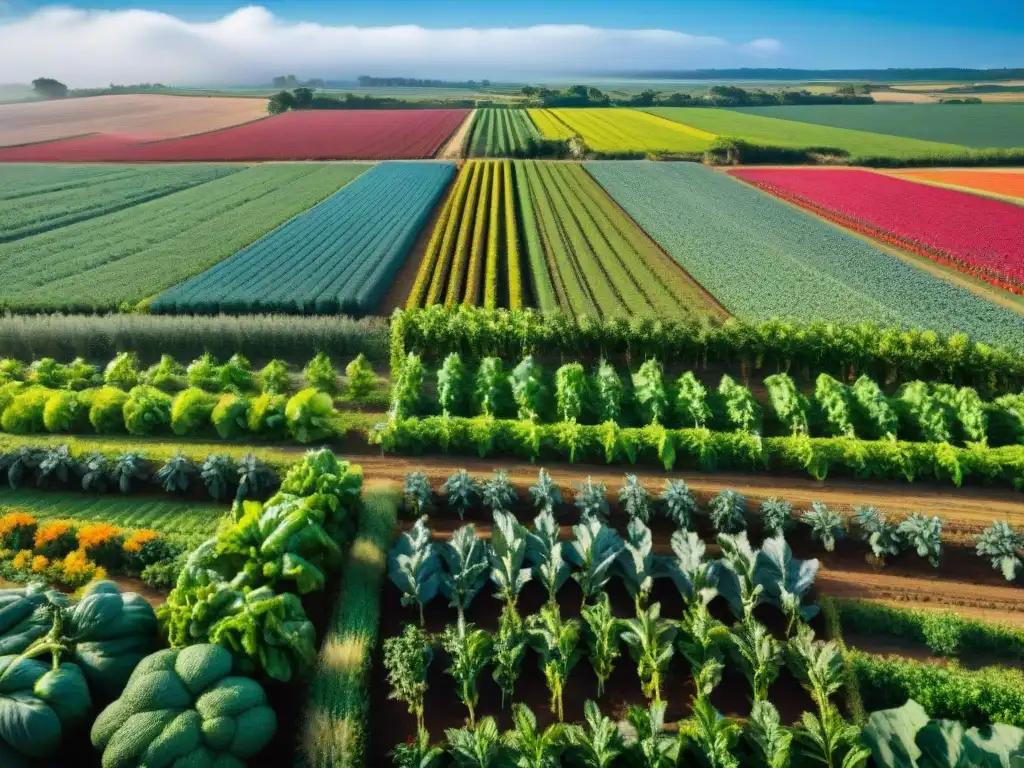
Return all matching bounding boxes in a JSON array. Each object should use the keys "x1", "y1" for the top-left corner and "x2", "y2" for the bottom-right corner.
[
  {"x1": 61, "y1": 548, "x2": 94, "y2": 575},
  {"x1": 34, "y1": 521, "x2": 75, "y2": 549},
  {"x1": 123, "y1": 529, "x2": 161, "y2": 554},
  {"x1": 11, "y1": 549, "x2": 33, "y2": 570},
  {"x1": 77, "y1": 523, "x2": 123, "y2": 551},
  {"x1": 30, "y1": 555, "x2": 49, "y2": 573},
  {"x1": 0, "y1": 512, "x2": 37, "y2": 538}
]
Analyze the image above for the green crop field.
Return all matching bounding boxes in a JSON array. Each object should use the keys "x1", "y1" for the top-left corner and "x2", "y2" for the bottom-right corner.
[
  {"x1": 643, "y1": 107, "x2": 968, "y2": 158},
  {"x1": 0, "y1": 488, "x2": 225, "y2": 543},
  {"x1": 0, "y1": 164, "x2": 239, "y2": 242},
  {"x1": 585, "y1": 161, "x2": 1024, "y2": 349},
  {"x1": 0, "y1": 164, "x2": 365, "y2": 313},
  {"x1": 730, "y1": 104, "x2": 1024, "y2": 148},
  {"x1": 467, "y1": 109, "x2": 541, "y2": 156}
]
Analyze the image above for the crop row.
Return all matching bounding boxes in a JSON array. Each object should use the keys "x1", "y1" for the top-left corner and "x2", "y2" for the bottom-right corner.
[
  {"x1": 467, "y1": 108, "x2": 542, "y2": 157},
  {"x1": 731, "y1": 168, "x2": 1024, "y2": 294},
  {"x1": 585, "y1": 162, "x2": 1024, "y2": 350},
  {"x1": 152, "y1": 163, "x2": 454, "y2": 315},
  {"x1": 0, "y1": 164, "x2": 366, "y2": 313},
  {"x1": 892, "y1": 168, "x2": 1024, "y2": 202},
  {"x1": 531, "y1": 108, "x2": 715, "y2": 154}
]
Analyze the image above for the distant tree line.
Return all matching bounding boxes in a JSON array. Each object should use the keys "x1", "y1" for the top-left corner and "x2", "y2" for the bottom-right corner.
[
  {"x1": 266, "y1": 88, "x2": 475, "y2": 114},
  {"x1": 619, "y1": 67, "x2": 1024, "y2": 82},
  {"x1": 31, "y1": 78, "x2": 68, "y2": 99},
  {"x1": 520, "y1": 84, "x2": 873, "y2": 108},
  {"x1": 356, "y1": 76, "x2": 491, "y2": 88},
  {"x1": 271, "y1": 75, "x2": 326, "y2": 89}
]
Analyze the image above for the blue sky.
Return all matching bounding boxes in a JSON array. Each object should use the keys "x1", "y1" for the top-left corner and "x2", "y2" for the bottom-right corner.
[{"x1": 1, "y1": 0, "x2": 1022, "y2": 86}]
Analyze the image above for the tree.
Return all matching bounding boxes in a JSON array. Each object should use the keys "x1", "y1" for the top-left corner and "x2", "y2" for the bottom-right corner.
[
  {"x1": 267, "y1": 90, "x2": 296, "y2": 115},
  {"x1": 521, "y1": 86, "x2": 538, "y2": 97},
  {"x1": 32, "y1": 78, "x2": 68, "y2": 99},
  {"x1": 293, "y1": 86, "x2": 315, "y2": 108},
  {"x1": 344, "y1": 353, "x2": 377, "y2": 399}
]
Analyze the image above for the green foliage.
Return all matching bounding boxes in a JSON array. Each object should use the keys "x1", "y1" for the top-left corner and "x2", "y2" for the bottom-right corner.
[
  {"x1": 489, "y1": 510, "x2": 532, "y2": 609},
  {"x1": 633, "y1": 360, "x2": 668, "y2": 425},
  {"x1": 555, "y1": 363, "x2": 587, "y2": 422},
  {"x1": 29, "y1": 357, "x2": 67, "y2": 388},
  {"x1": 574, "y1": 477, "x2": 609, "y2": 522},
  {"x1": 482, "y1": 470, "x2": 517, "y2": 515},
  {"x1": 528, "y1": 468, "x2": 562, "y2": 516},
  {"x1": 509, "y1": 356, "x2": 546, "y2": 421},
  {"x1": 976, "y1": 520, "x2": 1024, "y2": 582},
  {"x1": 815, "y1": 374, "x2": 856, "y2": 438},
  {"x1": 42, "y1": 389, "x2": 81, "y2": 433},
  {"x1": 765, "y1": 373, "x2": 810, "y2": 436},
  {"x1": 122, "y1": 385, "x2": 172, "y2": 436},
  {"x1": 659, "y1": 479, "x2": 697, "y2": 529},
  {"x1": 729, "y1": 618, "x2": 782, "y2": 703},
  {"x1": 442, "y1": 619, "x2": 493, "y2": 728},
  {"x1": 403, "y1": 471, "x2": 433, "y2": 517},
  {"x1": 712, "y1": 532, "x2": 762, "y2": 621},
  {"x1": 680, "y1": 696, "x2": 741, "y2": 768},
  {"x1": 87, "y1": 386, "x2": 128, "y2": 434},
  {"x1": 894, "y1": 381, "x2": 954, "y2": 444},
  {"x1": 492, "y1": 605, "x2": 527, "y2": 711},
  {"x1": 345, "y1": 353, "x2": 377, "y2": 400},
  {"x1": 592, "y1": 360, "x2": 624, "y2": 423},
  {"x1": 384, "y1": 624, "x2": 433, "y2": 732},
  {"x1": 759, "y1": 497, "x2": 792, "y2": 536},
  {"x1": 393, "y1": 353, "x2": 425, "y2": 419},
  {"x1": 618, "y1": 474, "x2": 651, "y2": 523},
  {"x1": 437, "y1": 353, "x2": 470, "y2": 417},
  {"x1": 580, "y1": 593, "x2": 622, "y2": 699},
  {"x1": 103, "y1": 352, "x2": 139, "y2": 390},
  {"x1": 257, "y1": 359, "x2": 290, "y2": 395},
  {"x1": 170, "y1": 387, "x2": 215, "y2": 436},
  {"x1": 567, "y1": 516, "x2": 623, "y2": 606},
  {"x1": 142, "y1": 354, "x2": 187, "y2": 392},
  {"x1": 0, "y1": 358, "x2": 25, "y2": 385},
  {"x1": 388, "y1": 517, "x2": 441, "y2": 626},
  {"x1": 676, "y1": 371, "x2": 712, "y2": 428},
  {"x1": 200, "y1": 453, "x2": 235, "y2": 500},
  {"x1": 745, "y1": 700, "x2": 792, "y2": 768},
  {"x1": 503, "y1": 702, "x2": 567, "y2": 767},
  {"x1": 802, "y1": 501, "x2": 845, "y2": 552},
  {"x1": 526, "y1": 604, "x2": 582, "y2": 722},
  {"x1": 851, "y1": 374, "x2": 899, "y2": 440},
  {"x1": 439, "y1": 525, "x2": 490, "y2": 622},
  {"x1": 155, "y1": 451, "x2": 198, "y2": 493},
  {"x1": 897, "y1": 513, "x2": 943, "y2": 567},
  {"x1": 476, "y1": 357, "x2": 511, "y2": 418},
  {"x1": 708, "y1": 489, "x2": 747, "y2": 534},
  {"x1": 211, "y1": 392, "x2": 248, "y2": 439},
  {"x1": 446, "y1": 716, "x2": 507, "y2": 768},
  {"x1": 247, "y1": 392, "x2": 287, "y2": 437},
  {"x1": 220, "y1": 352, "x2": 255, "y2": 392},
  {"x1": 443, "y1": 469, "x2": 479, "y2": 521},
  {"x1": 755, "y1": 534, "x2": 820, "y2": 632},
  {"x1": 285, "y1": 388, "x2": 338, "y2": 443},
  {"x1": 564, "y1": 700, "x2": 624, "y2": 767},
  {"x1": 526, "y1": 510, "x2": 571, "y2": 607},
  {"x1": 304, "y1": 352, "x2": 338, "y2": 394},
  {"x1": 621, "y1": 602, "x2": 677, "y2": 703},
  {"x1": 853, "y1": 505, "x2": 902, "y2": 561},
  {"x1": 1, "y1": 386, "x2": 50, "y2": 434},
  {"x1": 718, "y1": 375, "x2": 762, "y2": 434}
]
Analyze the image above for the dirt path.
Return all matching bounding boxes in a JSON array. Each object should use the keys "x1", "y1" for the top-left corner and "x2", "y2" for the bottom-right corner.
[{"x1": 437, "y1": 109, "x2": 475, "y2": 160}]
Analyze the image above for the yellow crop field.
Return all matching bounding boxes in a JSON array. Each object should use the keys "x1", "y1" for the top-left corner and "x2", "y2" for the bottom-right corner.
[{"x1": 531, "y1": 108, "x2": 716, "y2": 153}]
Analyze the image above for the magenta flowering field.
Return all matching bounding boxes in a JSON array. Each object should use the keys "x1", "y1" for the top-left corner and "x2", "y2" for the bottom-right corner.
[{"x1": 729, "y1": 168, "x2": 1024, "y2": 294}]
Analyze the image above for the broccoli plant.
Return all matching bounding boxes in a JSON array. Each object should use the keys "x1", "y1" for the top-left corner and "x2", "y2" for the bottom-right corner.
[
  {"x1": 527, "y1": 510, "x2": 571, "y2": 607},
  {"x1": 383, "y1": 624, "x2": 433, "y2": 731},
  {"x1": 976, "y1": 521, "x2": 1024, "y2": 582},
  {"x1": 675, "y1": 371, "x2": 712, "y2": 428},
  {"x1": 632, "y1": 359, "x2": 668, "y2": 425},
  {"x1": 388, "y1": 517, "x2": 441, "y2": 626},
  {"x1": 574, "y1": 477, "x2": 609, "y2": 523},
  {"x1": 555, "y1": 363, "x2": 587, "y2": 422},
  {"x1": 853, "y1": 505, "x2": 902, "y2": 562},
  {"x1": 440, "y1": 525, "x2": 490, "y2": 622},
  {"x1": 659, "y1": 479, "x2": 697, "y2": 530},
  {"x1": 662, "y1": 530, "x2": 715, "y2": 604},
  {"x1": 344, "y1": 353, "x2": 377, "y2": 400},
  {"x1": 112, "y1": 450, "x2": 147, "y2": 493},
  {"x1": 897, "y1": 513, "x2": 943, "y2": 567},
  {"x1": 403, "y1": 471, "x2": 433, "y2": 517},
  {"x1": 759, "y1": 497, "x2": 792, "y2": 537},
  {"x1": 765, "y1": 373, "x2": 811, "y2": 436},
  {"x1": 489, "y1": 511, "x2": 532, "y2": 610},
  {"x1": 437, "y1": 353, "x2": 470, "y2": 417},
  {"x1": 802, "y1": 501, "x2": 845, "y2": 552},
  {"x1": 618, "y1": 518, "x2": 657, "y2": 611},
  {"x1": 234, "y1": 453, "x2": 275, "y2": 501},
  {"x1": 509, "y1": 355, "x2": 546, "y2": 422},
  {"x1": 200, "y1": 453, "x2": 236, "y2": 501},
  {"x1": 303, "y1": 352, "x2": 338, "y2": 394},
  {"x1": 708, "y1": 489, "x2": 747, "y2": 534},
  {"x1": 617, "y1": 474, "x2": 651, "y2": 523},
  {"x1": 710, "y1": 532, "x2": 763, "y2": 622},
  {"x1": 441, "y1": 619, "x2": 493, "y2": 728},
  {"x1": 154, "y1": 451, "x2": 198, "y2": 493},
  {"x1": 443, "y1": 469, "x2": 479, "y2": 520},
  {"x1": 755, "y1": 534, "x2": 820, "y2": 635},
  {"x1": 567, "y1": 517, "x2": 623, "y2": 608},
  {"x1": 80, "y1": 452, "x2": 110, "y2": 493},
  {"x1": 729, "y1": 618, "x2": 782, "y2": 704},
  {"x1": 475, "y1": 357, "x2": 510, "y2": 418},
  {"x1": 529, "y1": 468, "x2": 562, "y2": 517},
  {"x1": 580, "y1": 593, "x2": 622, "y2": 698},
  {"x1": 745, "y1": 701, "x2": 792, "y2": 768},
  {"x1": 526, "y1": 604, "x2": 582, "y2": 722},
  {"x1": 492, "y1": 605, "x2": 527, "y2": 709},
  {"x1": 592, "y1": 360, "x2": 624, "y2": 423},
  {"x1": 621, "y1": 602, "x2": 677, "y2": 703},
  {"x1": 481, "y1": 470, "x2": 517, "y2": 514},
  {"x1": 718, "y1": 374, "x2": 762, "y2": 435}
]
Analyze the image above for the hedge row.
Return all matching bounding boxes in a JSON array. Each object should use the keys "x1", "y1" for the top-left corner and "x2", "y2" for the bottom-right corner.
[
  {"x1": 373, "y1": 416, "x2": 1024, "y2": 489},
  {"x1": 296, "y1": 486, "x2": 399, "y2": 768}
]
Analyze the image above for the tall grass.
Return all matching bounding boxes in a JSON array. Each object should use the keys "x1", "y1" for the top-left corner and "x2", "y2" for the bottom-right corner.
[
  {"x1": 297, "y1": 485, "x2": 399, "y2": 768},
  {"x1": 0, "y1": 313, "x2": 388, "y2": 365}
]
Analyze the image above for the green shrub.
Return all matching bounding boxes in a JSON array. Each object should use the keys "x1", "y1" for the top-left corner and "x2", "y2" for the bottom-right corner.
[
  {"x1": 220, "y1": 352, "x2": 255, "y2": 392},
  {"x1": 42, "y1": 390, "x2": 81, "y2": 433},
  {"x1": 142, "y1": 354, "x2": 186, "y2": 392},
  {"x1": 0, "y1": 359, "x2": 25, "y2": 385},
  {"x1": 170, "y1": 387, "x2": 216, "y2": 436},
  {"x1": 248, "y1": 392, "x2": 288, "y2": 437},
  {"x1": 104, "y1": 352, "x2": 140, "y2": 390},
  {"x1": 186, "y1": 353, "x2": 222, "y2": 392},
  {"x1": 88, "y1": 386, "x2": 128, "y2": 433},
  {"x1": 28, "y1": 357, "x2": 67, "y2": 388},
  {"x1": 344, "y1": 353, "x2": 377, "y2": 400},
  {"x1": 65, "y1": 357, "x2": 102, "y2": 390},
  {"x1": 304, "y1": 352, "x2": 338, "y2": 394},
  {"x1": 1, "y1": 387, "x2": 52, "y2": 434},
  {"x1": 123, "y1": 385, "x2": 173, "y2": 436},
  {"x1": 258, "y1": 359, "x2": 291, "y2": 395},
  {"x1": 286, "y1": 388, "x2": 338, "y2": 443},
  {"x1": 212, "y1": 392, "x2": 249, "y2": 439}
]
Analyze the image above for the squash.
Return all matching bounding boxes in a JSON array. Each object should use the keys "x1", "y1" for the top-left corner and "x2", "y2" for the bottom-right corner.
[{"x1": 92, "y1": 644, "x2": 276, "y2": 767}]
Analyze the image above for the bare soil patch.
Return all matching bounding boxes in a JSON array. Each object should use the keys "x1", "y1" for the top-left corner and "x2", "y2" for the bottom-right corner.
[
  {"x1": 437, "y1": 109, "x2": 476, "y2": 159},
  {"x1": 871, "y1": 91, "x2": 937, "y2": 103},
  {"x1": 0, "y1": 94, "x2": 268, "y2": 147}
]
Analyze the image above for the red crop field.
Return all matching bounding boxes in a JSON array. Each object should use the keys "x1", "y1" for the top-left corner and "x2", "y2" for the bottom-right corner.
[
  {"x1": 730, "y1": 168, "x2": 1024, "y2": 295},
  {"x1": 0, "y1": 109, "x2": 469, "y2": 162}
]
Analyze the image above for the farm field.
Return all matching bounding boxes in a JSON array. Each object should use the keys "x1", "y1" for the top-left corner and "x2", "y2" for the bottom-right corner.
[
  {"x1": 532, "y1": 107, "x2": 715, "y2": 153},
  {"x1": 0, "y1": 163, "x2": 240, "y2": 242},
  {"x1": 0, "y1": 93, "x2": 269, "y2": 146},
  {"x1": 585, "y1": 161, "x2": 1024, "y2": 348},
  {"x1": 731, "y1": 103, "x2": 1024, "y2": 148},
  {"x1": 643, "y1": 107, "x2": 969, "y2": 158},
  {"x1": 0, "y1": 163, "x2": 365, "y2": 312},
  {"x1": 466, "y1": 108, "x2": 542, "y2": 156},
  {"x1": 730, "y1": 168, "x2": 1024, "y2": 294},
  {"x1": 0, "y1": 108, "x2": 469, "y2": 161},
  {"x1": 891, "y1": 168, "x2": 1024, "y2": 202},
  {"x1": 152, "y1": 162, "x2": 454, "y2": 315}
]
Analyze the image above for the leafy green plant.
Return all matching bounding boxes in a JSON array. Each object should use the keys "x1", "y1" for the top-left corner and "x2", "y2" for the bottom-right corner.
[
  {"x1": 621, "y1": 602, "x2": 677, "y2": 703},
  {"x1": 285, "y1": 388, "x2": 339, "y2": 443},
  {"x1": 567, "y1": 516, "x2": 623, "y2": 607},
  {"x1": 633, "y1": 359, "x2": 668, "y2": 425},
  {"x1": 440, "y1": 524, "x2": 490, "y2": 622},
  {"x1": 87, "y1": 385, "x2": 128, "y2": 434},
  {"x1": 793, "y1": 701, "x2": 870, "y2": 768},
  {"x1": 442, "y1": 619, "x2": 494, "y2": 728},
  {"x1": 344, "y1": 353, "x2": 377, "y2": 399},
  {"x1": 443, "y1": 469, "x2": 479, "y2": 520},
  {"x1": 622, "y1": 700, "x2": 679, "y2": 768},
  {"x1": 143, "y1": 354, "x2": 186, "y2": 392},
  {"x1": 976, "y1": 520, "x2": 1024, "y2": 582},
  {"x1": 80, "y1": 451, "x2": 109, "y2": 492},
  {"x1": 446, "y1": 716, "x2": 507, "y2": 768},
  {"x1": 234, "y1": 453, "x2": 276, "y2": 501},
  {"x1": 155, "y1": 451, "x2": 198, "y2": 493},
  {"x1": 708, "y1": 489, "x2": 747, "y2": 534},
  {"x1": 756, "y1": 534, "x2": 820, "y2": 634},
  {"x1": 389, "y1": 517, "x2": 441, "y2": 626},
  {"x1": 36, "y1": 443, "x2": 79, "y2": 487},
  {"x1": 220, "y1": 352, "x2": 255, "y2": 392},
  {"x1": 257, "y1": 359, "x2": 290, "y2": 395},
  {"x1": 729, "y1": 618, "x2": 782, "y2": 703},
  {"x1": 482, "y1": 470, "x2": 517, "y2": 514},
  {"x1": 853, "y1": 505, "x2": 902, "y2": 562},
  {"x1": 619, "y1": 518, "x2": 657, "y2": 611},
  {"x1": 392, "y1": 727, "x2": 444, "y2": 768},
  {"x1": 755, "y1": 497, "x2": 790, "y2": 536},
  {"x1": 42, "y1": 389, "x2": 81, "y2": 433},
  {"x1": 0, "y1": 445, "x2": 40, "y2": 489},
  {"x1": 663, "y1": 530, "x2": 714, "y2": 603},
  {"x1": 745, "y1": 700, "x2": 792, "y2": 768},
  {"x1": 169, "y1": 387, "x2": 215, "y2": 435},
  {"x1": 659, "y1": 479, "x2": 697, "y2": 529},
  {"x1": 186, "y1": 352, "x2": 222, "y2": 391},
  {"x1": 111, "y1": 450, "x2": 147, "y2": 493},
  {"x1": 529, "y1": 468, "x2": 562, "y2": 516},
  {"x1": 564, "y1": 700, "x2": 623, "y2": 768},
  {"x1": 490, "y1": 511, "x2": 532, "y2": 610},
  {"x1": 851, "y1": 374, "x2": 899, "y2": 440},
  {"x1": 897, "y1": 513, "x2": 943, "y2": 567},
  {"x1": 680, "y1": 696, "x2": 740, "y2": 768},
  {"x1": 392, "y1": 353, "x2": 425, "y2": 419},
  {"x1": 803, "y1": 501, "x2": 845, "y2": 552},
  {"x1": 711, "y1": 532, "x2": 763, "y2": 622},
  {"x1": 676, "y1": 371, "x2": 712, "y2": 428},
  {"x1": 555, "y1": 363, "x2": 587, "y2": 422},
  {"x1": 592, "y1": 360, "x2": 624, "y2": 423},
  {"x1": 438, "y1": 353, "x2": 470, "y2": 417},
  {"x1": 492, "y1": 604, "x2": 527, "y2": 710},
  {"x1": 526, "y1": 603, "x2": 582, "y2": 722},
  {"x1": 304, "y1": 351, "x2": 338, "y2": 394},
  {"x1": 815, "y1": 374, "x2": 856, "y2": 438},
  {"x1": 104, "y1": 351, "x2": 140, "y2": 390},
  {"x1": 404, "y1": 471, "x2": 433, "y2": 516},
  {"x1": 580, "y1": 593, "x2": 622, "y2": 698},
  {"x1": 510, "y1": 356, "x2": 545, "y2": 421},
  {"x1": 476, "y1": 357, "x2": 510, "y2": 418},
  {"x1": 384, "y1": 624, "x2": 433, "y2": 732},
  {"x1": 574, "y1": 477, "x2": 609, "y2": 522},
  {"x1": 247, "y1": 392, "x2": 287, "y2": 437},
  {"x1": 211, "y1": 392, "x2": 249, "y2": 439},
  {"x1": 786, "y1": 624, "x2": 844, "y2": 709},
  {"x1": 503, "y1": 702, "x2": 567, "y2": 768},
  {"x1": 29, "y1": 357, "x2": 67, "y2": 388},
  {"x1": 122, "y1": 385, "x2": 172, "y2": 436},
  {"x1": 526, "y1": 510, "x2": 571, "y2": 606},
  {"x1": 200, "y1": 453, "x2": 235, "y2": 500},
  {"x1": 765, "y1": 373, "x2": 810, "y2": 436},
  {"x1": 618, "y1": 474, "x2": 651, "y2": 523},
  {"x1": 0, "y1": 358, "x2": 25, "y2": 384},
  {"x1": 893, "y1": 381, "x2": 954, "y2": 444},
  {"x1": 718, "y1": 374, "x2": 762, "y2": 434}
]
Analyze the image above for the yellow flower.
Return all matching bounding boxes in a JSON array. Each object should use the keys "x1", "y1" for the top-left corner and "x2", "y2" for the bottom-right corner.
[
  {"x1": 30, "y1": 555, "x2": 49, "y2": 573},
  {"x1": 61, "y1": 548, "x2": 94, "y2": 575},
  {"x1": 11, "y1": 549, "x2": 33, "y2": 570},
  {"x1": 123, "y1": 529, "x2": 161, "y2": 554}
]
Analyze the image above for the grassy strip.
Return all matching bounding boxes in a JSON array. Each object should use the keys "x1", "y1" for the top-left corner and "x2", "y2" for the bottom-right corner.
[
  {"x1": 832, "y1": 598, "x2": 1024, "y2": 661},
  {"x1": 296, "y1": 484, "x2": 399, "y2": 768},
  {"x1": 850, "y1": 650, "x2": 1024, "y2": 728},
  {"x1": 820, "y1": 596, "x2": 866, "y2": 725}
]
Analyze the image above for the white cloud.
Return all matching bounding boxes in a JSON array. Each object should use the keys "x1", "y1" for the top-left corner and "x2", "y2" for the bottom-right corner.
[{"x1": 0, "y1": 5, "x2": 783, "y2": 86}]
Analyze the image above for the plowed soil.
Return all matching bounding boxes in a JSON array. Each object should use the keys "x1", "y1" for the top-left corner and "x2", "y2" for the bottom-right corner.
[{"x1": 0, "y1": 94, "x2": 268, "y2": 146}]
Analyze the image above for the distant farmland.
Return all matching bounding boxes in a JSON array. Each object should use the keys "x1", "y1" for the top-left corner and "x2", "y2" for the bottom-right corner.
[
  {"x1": 532, "y1": 108, "x2": 715, "y2": 153},
  {"x1": 466, "y1": 109, "x2": 542, "y2": 157}
]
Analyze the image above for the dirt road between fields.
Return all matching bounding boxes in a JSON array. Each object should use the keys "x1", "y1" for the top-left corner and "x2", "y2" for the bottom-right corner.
[{"x1": 436, "y1": 109, "x2": 475, "y2": 159}]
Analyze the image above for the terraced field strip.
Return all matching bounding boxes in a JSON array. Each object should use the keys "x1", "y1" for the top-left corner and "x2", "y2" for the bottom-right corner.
[
  {"x1": 585, "y1": 161, "x2": 1024, "y2": 349},
  {"x1": 152, "y1": 162, "x2": 452, "y2": 316},
  {"x1": 731, "y1": 168, "x2": 1024, "y2": 295},
  {"x1": 532, "y1": 108, "x2": 715, "y2": 153},
  {"x1": 730, "y1": 103, "x2": 1024, "y2": 149},
  {"x1": 406, "y1": 159, "x2": 522, "y2": 310},
  {"x1": 467, "y1": 108, "x2": 542, "y2": 156},
  {"x1": 0, "y1": 164, "x2": 365, "y2": 313},
  {"x1": 521, "y1": 160, "x2": 725, "y2": 319},
  {"x1": 643, "y1": 107, "x2": 968, "y2": 158},
  {"x1": 0, "y1": 488, "x2": 225, "y2": 543},
  {"x1": 890, "y1": 169, "x2": 1024, "y2": 204},
  {"x1": 0, "y1": 164, "x2": 240, "y2": 242}
]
